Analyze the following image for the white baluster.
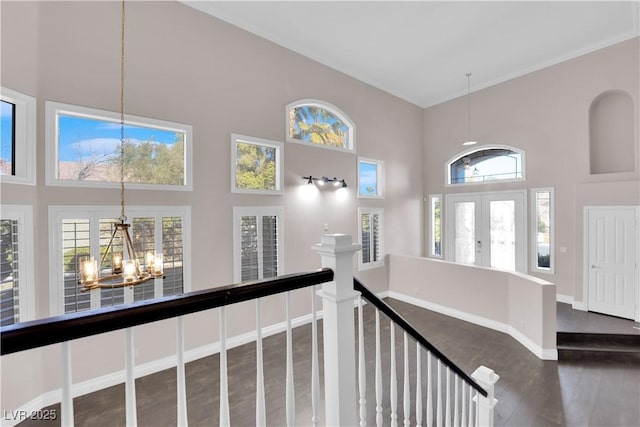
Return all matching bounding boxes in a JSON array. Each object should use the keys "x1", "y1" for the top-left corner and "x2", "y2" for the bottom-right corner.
[
  {"x1": 445, "y1": 367, "x2": 451, "y2": 427},
  {"x1": 461, "y1": 381, "x2": 467, "y2": 427},
  {"x1": 61, "y1": 341, "x2": 74, "y2": 427},
  {"x1": 468, "y1": 386, "x2": 474, "y2": 427},
  {"x1": 426, "y1": 353, "x2": 432, "y2": 427},
  {"x1": 125, "y1": 327, "x2": 138, "y2": 427},
  {"x1": 358, "y1": 296, "x2": 367, "y2": 427},
  {"x1": 436, "y1": 361, "x2": 442, "y2": 427},
  {"x1": 416, "y1": 344, "x2": 422, "y2": 427},
  {"x1": 285, "y1": 291, "x2": 295, "y2": 427},
  {"x1": 453, "y1": 375, "x2": 459, "y2": 427},
  {"x1": 403, "y1": 332, "x2": 410, "y2": 427},
  {"x1": 390, "y1": 322, "x2": 398, "y2": 427},
  {"x1": 311, "y1": 286, "x2": 320, "y2": 427},
  {"x1": 219, "y1": 307, "x2": 230, "y2": 426},
  {"x1": 375, "y1": 309, "x2": 383, "y2": 427},
  {"x1": 256, "y1": 299, "x2": 266, "y2": 427},
  {"x1": 176, "y1": 317, "x2": 188, "y2": 427}
]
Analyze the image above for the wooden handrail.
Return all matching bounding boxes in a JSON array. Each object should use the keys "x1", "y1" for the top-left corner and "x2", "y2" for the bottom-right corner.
[
  {"x1": 354, "y1": 278, "x2": 488, "y2": 397},
  {"x1": 0, "y1": 268, "x2": 334, "y2": 355}
]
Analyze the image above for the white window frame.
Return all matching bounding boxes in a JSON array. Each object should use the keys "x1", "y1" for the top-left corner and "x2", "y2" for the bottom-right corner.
[
  {"x1": 0, "y1": 87, "x2": 36, "y2": 185},
  {"x1": 233, "y1": 206, "x2": 284, "y2": 283},
  {"x1": 45, "y1": 101, "x2": 193, "y2": 191},
  {"x1": 48, "y1": 205, "x2": 191, "y2": 316},
  {"x1": 285, "y1": 98, "x2": 356, "y2": 153},
  {"x1": 429, "y1": 194, "x2": 443, "y2": 258},
  {"x1": 445, "y1": 144, "x2": 526, "y2": 187},
  {"x1": 358, "y1": 207, "x2": 384, "y2": 271},
  {"x1": 531, "y1": 187, "x2": 555, "y2": 274},
  {"x1": 357, "y1": 157, "x2": 384, "y2": 199},
  {"x1": 1, "y1": 205, "x2": 35, "y2": 323},
  {"x1": 231, "y1": 134, "x2": 284, "y2": 195}
]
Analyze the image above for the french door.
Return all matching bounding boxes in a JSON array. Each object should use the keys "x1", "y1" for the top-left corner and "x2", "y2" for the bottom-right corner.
[{"x1": 445, "y1": 191, "x2": 527, "y2": 273}]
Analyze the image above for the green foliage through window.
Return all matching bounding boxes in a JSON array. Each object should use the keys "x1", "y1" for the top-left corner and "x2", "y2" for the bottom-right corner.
[{"x1": 287, "y1": 101, "x2": 353, "y2": 150}]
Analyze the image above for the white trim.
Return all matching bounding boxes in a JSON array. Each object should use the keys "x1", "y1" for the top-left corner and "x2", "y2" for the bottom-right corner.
[
  {"x1": 428, "y1": 194, "x2": 443, "y2": 258},
  {"x1": 0, "y1": 205, "x2": 35, "y2": 323},
  {"x1": 285, "y1": 98, "x2": 356, "y2": 153},
  {"x1": 444, "y1": 144, "x2": 526, "y2": 187},
  {"x1": 556, "y1": 294, "x2": 573, "y2": 305},
  {"x1": 0, "y1": 87, "x2": 36, "y2": 186},
  {"x1": 357, "y1": 157, "x2": 384, "y2": 199},
  {"x1": 45, "y1": 101, "x2": 193, "y2": 191},
  {"x1": 583, "y1": 206, "x2": 640, "y2": 322},
  {"x1": 530, "y1": 187, "x2": 555, "y2": 274},
  {"x1": 386, "y1": 290, "x2": 557, "y2": 360},
  {"x1": 358, "y1": 207, "x2": 385, "y2": 271},
  {"x1": 1, "y1": 309, "x2": 324, "y2": 426},
  {"x1": 48, "y1": 205, "x2": 191, "y2": 317},
  {"x1": 230, "y1": 134, "x2": 284, "y2": 195},
  {"x1": 232, "y1": 206, "x2": 285, "y2": 283}
]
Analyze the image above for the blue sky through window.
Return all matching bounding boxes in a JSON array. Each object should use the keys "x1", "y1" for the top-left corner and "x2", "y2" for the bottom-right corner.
[
  {"x1": 359, "y1": 161, "x2": 378, "y2": 196},
  {"x1": 58, "y1": 114, "x2": 180, "y2": 162},
  {"x1": 1, "y1": 100, "x2": 14, "y2": 170}
]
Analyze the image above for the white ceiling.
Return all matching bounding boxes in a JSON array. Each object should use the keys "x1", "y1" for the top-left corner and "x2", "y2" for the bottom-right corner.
[{"x1": 182, "y1": 1, "x2": 640, "y2": 108}]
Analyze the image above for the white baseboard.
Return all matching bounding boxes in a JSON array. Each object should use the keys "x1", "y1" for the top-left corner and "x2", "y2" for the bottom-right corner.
[
  {"x1": 2, "y1": 310, "x2": 323, "y2": 427},
  {"x1": 386, "y1": 291, "x2": 558, "y2": 361},
  {"x1": 572, "y1": 300, "x2": 587, "y2": 311},
  {"x1": 556, "y1": 294, "x2": 573, "y2": 305}
]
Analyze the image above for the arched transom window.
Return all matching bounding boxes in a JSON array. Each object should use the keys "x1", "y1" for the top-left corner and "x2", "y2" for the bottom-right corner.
[
  {"x1": 286, "y1": 99, "x2": 355, "y2": 151},
  {"x1": 447, "y1": 145, "x2": 525, "y2": 185}
]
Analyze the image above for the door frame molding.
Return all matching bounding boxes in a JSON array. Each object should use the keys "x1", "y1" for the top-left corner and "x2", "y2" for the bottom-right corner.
[{"x1": 582, "y1": 206, "x2": 640, "y2": 322}]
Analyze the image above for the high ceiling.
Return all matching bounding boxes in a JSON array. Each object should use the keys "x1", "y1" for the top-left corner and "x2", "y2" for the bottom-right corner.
[{"x1": 182, "y1": 1, "x2": 640, "y2": 108}]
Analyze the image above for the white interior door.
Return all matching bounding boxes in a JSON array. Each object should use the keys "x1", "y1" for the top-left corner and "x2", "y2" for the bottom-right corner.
[
  {"x1": 587, "y1": 207, "x2": 637, "y2": 320},
  {"x1": 446, "y1": 191, "x2": 527, "y2": 272}
]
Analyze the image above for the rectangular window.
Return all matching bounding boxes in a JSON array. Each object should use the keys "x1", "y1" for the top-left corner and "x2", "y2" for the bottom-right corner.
[
  {"x1": 231, "y1": 134, "x2": 283, "y2": 195},
  {"x1": 233, "y1": 207, "x2": 283, "y2": 282},
  {"x1": 1, "y1": 205, "x2": 34, "y2": 325},
  {"x1": 1, "y1": 87, "x2": 36, "y2": 185},
  {"x1": 358, "y1": 158, "x2": 384, "y2": 198},
  {"x1": 532, "y1": 188, "x2": 554, "y2": 273},
  {"x1": 359, "y1": 208, "x2": 384, "y2": 270},
  {"x1": 429, "y1": 194, "x2": 442, "y2": 257},
  {"x1": 51, "y1": 206, "x2": 190, "y2": 315},
  {"x1": 45, "y1": 101, "x2": 193, "y2": 190}
]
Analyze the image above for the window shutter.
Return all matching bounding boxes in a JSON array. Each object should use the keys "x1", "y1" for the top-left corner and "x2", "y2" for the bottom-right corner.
[{"x1": 0, "y1": 219, "x2": 19, "y2": 325}]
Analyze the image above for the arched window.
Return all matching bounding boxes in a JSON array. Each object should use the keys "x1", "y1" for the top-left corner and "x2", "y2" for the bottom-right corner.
[
  {"x1": 447, "y1": 145, "x2": 525, "y2": 185},
  {"x1": 286, "y1": 99, "x2": 355, "y2": 152}
]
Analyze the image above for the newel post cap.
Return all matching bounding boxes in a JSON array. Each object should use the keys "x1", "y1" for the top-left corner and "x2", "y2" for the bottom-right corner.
[{"x1": 312, "y1": 233, "x2": 361, "y2": 255}]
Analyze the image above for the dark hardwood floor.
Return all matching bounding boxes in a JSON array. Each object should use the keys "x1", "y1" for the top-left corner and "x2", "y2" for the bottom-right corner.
[{"x1": 18, "y1": 299, "x2": 640, "y2": 426}]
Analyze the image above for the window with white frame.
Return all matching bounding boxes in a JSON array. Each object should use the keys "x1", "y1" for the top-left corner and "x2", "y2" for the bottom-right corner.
[
  {"x1": 45, "y1": 101, "x2": 192, "y2": 190},
  {"x1": 1, "y1": 87, "x2": 36, "y2": 185},
  {"x1": 233, "y1": 207, "x2": 283, "y2": 282},
  {"x1": 447, "y1": 145, "x2": 524, "y2": 185},
  {"x1": 429, "y1": 194, "x2": 442, "y2": 257},
  {"x1": 286, "y1": 99, "x2": 355, "y2": 152},
  {"x1": 0, "y1": 205, "x2": 34, "y2": 325},
  {"x1": 532, "y1": 188, "x2": 554, "y2": 273},
  {"x1": 359, "y1": 208, "x2": 384, "y2": 270},
  {"x1": 231, "y1": 134, "x2": 283, "y2": 195},
  {"x1": 358, "y1": 158, "x2": 384, "y2": 198},
  {"x1": 49, "y1": 206, "x2": 189, "y2": 315}
]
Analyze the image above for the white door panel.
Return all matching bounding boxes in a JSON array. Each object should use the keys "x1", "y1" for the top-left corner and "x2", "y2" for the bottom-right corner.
[{"x1": 587, "y1": 208, "x2": 637, "y2": 319}]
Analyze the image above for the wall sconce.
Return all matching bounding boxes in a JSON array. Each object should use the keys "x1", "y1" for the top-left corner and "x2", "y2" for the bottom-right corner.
[{"x1": 303, "y1": 175, "x2": 347, "y2": 188}]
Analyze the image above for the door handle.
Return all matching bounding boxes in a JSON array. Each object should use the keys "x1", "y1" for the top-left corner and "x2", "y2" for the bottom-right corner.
[{"x1": 591, "y1": 264, "x2": 600, "y2": 269}]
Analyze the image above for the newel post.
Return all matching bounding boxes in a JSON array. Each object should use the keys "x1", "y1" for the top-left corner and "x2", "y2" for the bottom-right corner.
[
  {"x1": 472, "y1": 365, "x2": 499, "y2": 427},
  {"x1": 312, "y1": 234, "x2": 361, "y2": 427}
]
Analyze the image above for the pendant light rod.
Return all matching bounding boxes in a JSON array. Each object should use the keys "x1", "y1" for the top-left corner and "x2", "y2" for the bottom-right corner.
[
  {"x1": 463, "y1": 72, "x2": 477, "y2": 146},
  {"x1": 119, "y1": 0, "x2": 127, "y2": 221}
]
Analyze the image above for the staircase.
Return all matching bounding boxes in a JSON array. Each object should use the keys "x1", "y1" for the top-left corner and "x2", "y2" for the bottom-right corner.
[{"x1": 557, "y1": 331, "x2": 640, "y2": 361}]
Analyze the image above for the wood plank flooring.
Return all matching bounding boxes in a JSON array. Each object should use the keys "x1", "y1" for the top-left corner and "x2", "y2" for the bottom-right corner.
[{"x1": 17, "y1": 298, "x2": 640, "y2": 426}]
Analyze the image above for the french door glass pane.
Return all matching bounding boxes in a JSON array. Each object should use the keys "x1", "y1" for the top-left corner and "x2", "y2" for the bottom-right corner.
[
  {"x1": 490, "y1": 200, "x2": 516, "y2": 271},
  {"x1": 454, "y1": 202, "x2": 475, "y2": 265}
]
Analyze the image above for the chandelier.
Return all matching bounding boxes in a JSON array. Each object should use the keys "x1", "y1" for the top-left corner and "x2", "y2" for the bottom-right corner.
[{"x1": 79, "y1": 0, "x2": 163, "y2": 291}]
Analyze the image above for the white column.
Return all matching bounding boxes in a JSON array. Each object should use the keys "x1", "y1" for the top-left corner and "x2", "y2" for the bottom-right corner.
[
  {"x1": 312, "y1": 233, "x2": 361, "y2": 427},
  {"x1": 471, "y1": 366, "x2": 499, "y2": 427}
]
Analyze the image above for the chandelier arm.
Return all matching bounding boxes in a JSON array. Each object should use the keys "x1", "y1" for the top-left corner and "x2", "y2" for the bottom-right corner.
[{"x1": 97, "y1": 227, "x2": 120, "y2": 270}]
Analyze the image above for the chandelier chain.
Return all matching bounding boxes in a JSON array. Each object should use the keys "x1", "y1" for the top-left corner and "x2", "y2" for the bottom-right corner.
[{"x1": 119, "y1": 0, "x2": 126, "y2": 222}]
